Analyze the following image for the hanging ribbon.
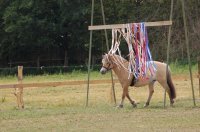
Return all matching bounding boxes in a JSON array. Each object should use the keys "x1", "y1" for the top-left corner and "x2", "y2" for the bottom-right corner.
[{"x1": 109, "y1": 22, "x2": 156, "y2": 79}]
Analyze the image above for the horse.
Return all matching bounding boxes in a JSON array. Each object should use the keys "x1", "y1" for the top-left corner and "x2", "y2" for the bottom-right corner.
[{"x1": 100, "y1": 53, "x2": 176, "y2": 108}]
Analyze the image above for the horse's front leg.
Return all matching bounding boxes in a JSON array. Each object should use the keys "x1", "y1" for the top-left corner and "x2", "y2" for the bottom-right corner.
[
  {"x1": 117, "y1": 86, "x2": 127, "y2": 108},
  {"x1": 126, "y1": 93, "x2": 137, "y2": 108}
]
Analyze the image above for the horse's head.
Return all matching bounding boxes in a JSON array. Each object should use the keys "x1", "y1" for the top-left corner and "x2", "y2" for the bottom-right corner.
[{"x1": 100, "y1": 54, "x2": 114, "y2": 74}]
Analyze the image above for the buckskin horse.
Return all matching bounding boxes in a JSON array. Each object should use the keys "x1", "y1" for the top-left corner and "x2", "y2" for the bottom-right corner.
[{"x1": 100, "y1": 53, "x2": 176, "y2": 108}]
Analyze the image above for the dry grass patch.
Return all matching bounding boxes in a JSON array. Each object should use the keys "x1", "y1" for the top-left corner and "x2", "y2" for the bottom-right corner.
[{"x1": 0, "y1": 70, "x2": 200, "y2": 131}]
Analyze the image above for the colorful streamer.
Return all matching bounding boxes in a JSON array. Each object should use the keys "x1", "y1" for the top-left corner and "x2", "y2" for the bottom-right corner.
[{"x1": 109, "y1": 22, "x2": 156, "y2": 79}]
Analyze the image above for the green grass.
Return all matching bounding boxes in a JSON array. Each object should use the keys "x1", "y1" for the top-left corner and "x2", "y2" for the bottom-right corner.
[
  {"x1": 0, "y1": 63, "x2": 198, "y2": 84},
  {"x1": 170, "y1": 62, "x2": 198, "y2": 75},
  {"x1": 1, "y1": 99, "x2": 200, "y2": 131},
  {"x1": 0, "y1": 64, "x2": 200, "y2": 131},
  {"x1": 0, "y1": 70, "x2": 111, "y2": 84}
]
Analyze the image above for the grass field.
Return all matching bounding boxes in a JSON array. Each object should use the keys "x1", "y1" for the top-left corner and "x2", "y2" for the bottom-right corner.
[{"x1": 0, "y1": 64, "x2": 200, "y2": 132}]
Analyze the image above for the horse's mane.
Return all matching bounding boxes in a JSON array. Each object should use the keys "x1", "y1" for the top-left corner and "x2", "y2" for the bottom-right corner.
[
  {"x1": 112, "y1": 54, "x2": 128, "y2": 63},
  {"x1": 106, "y1": 53, "x2": 129, "y2": 69}
]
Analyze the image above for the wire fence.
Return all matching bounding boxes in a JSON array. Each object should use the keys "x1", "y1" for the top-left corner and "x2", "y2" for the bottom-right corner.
[{"x1": 0, "y1": 65, "x2": 101, "y2": 76}]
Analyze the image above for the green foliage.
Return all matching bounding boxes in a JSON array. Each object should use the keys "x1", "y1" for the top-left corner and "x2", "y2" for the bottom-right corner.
[
  {"x1": 0, "y1": 65, "x2": 101, "y2": 76},
  {"x1": 170, "y1": 62, "x2": 197, "y2": 74},
  {"x1": 0, "y1": 0, "x2": 199, "y2": 69}
]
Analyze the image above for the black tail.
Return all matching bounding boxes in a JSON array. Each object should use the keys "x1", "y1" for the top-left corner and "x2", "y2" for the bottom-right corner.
[{"x1": 167, "y1": 69, "x2": 176, "y2": 99}]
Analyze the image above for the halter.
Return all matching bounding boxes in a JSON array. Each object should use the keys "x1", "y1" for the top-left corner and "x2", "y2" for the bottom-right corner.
[
  {"x1": 102, "y1": 63, "x2": 113, "y2": 71},
  {"x1": 102, "y1": 54, "x2": 114, "y2": 71},
  {"x1": 102, "y1": 54, "x2": 129, "y2": 71}
]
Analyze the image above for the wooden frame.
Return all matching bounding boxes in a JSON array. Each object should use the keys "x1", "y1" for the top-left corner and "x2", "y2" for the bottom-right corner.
[
  {"x1": 88, "y1": 21, "x2": 172, "y2": 30},
  {"x1": 0, "y1": 79, "x2": 118, "y2": 89},
  {"x1": 86, "y1": 0, "x2": 175, "y2": 107},
  {"x1": 87, "y1": 0, "x2": 196, "y2": 107}
]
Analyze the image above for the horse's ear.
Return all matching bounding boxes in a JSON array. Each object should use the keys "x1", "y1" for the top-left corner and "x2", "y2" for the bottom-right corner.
[{"x1": 108, "y1": 53, "x2": 112, "y2": 58}]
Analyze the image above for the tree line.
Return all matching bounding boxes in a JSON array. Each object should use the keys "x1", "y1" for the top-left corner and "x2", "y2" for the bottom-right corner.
[{"x1": 0, "y1": 0, "x2": 199, "y2": 68}]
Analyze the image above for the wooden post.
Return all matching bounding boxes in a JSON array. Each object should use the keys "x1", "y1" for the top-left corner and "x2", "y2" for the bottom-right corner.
[
  {"x1": 198, "y1": 57, "x2": 200, "y2": 97},
  {"x1": 15, "y1": 66, "x2": 24, "y2": 109},
  {"x1": 164, "y1": 0, "x2": 174, "y2": 108},
  {"x1": 181, "y1": 0, "x2": 196, "y2": 106},
  {"x1": 100, "y1": 0, "x2": 116, "y2": 105},
  {"x1": 86, "y1": 0, "x2": 94, "y2": 107}
]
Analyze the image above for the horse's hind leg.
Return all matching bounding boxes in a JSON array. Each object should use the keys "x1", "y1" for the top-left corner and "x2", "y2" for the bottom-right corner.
[
  {"x1": 144, "y1": 82, "x2": 155, "y2": 107},
  {"x1": 117, "y1": 87, "x2": 127, "y2": 108},
  {"x1": 158, "y1": 81, "x2": 174, "y2": 106}
]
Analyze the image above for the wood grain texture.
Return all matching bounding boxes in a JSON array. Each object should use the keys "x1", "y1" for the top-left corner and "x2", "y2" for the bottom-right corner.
[{"x1": 88, "y1": 21, "x2": 172, "y2": 30}]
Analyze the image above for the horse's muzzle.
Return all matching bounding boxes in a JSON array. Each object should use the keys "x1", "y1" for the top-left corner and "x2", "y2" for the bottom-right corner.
[{"x1": 100, "y1": 67, "x2": 107, "y2": 74}]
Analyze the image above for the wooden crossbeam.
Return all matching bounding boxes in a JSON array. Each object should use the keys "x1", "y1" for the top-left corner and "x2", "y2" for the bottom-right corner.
[
  {"x1": 88, "y1": 20, "x2": 172, "y2": 30},
  {"x1": 0, "y1": 79, "x2": 119, "y2": 89}
]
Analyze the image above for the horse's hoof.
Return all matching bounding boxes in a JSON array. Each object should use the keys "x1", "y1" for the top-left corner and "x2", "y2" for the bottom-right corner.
[
  {"x1": 143, "y1": 102, "x2": 149, "y2": 108},
  {"x1": 116, "y1": 104, "x2": 123, "y2": 108},
  {"x1": 143, "y1": 104, "x2": 148, "y2": 108},
  {"x1": 170, "y1": 100, "x2": 175, "y2": 107},
  {"x1": 132, "y1": 103, "x2": 137, "y2": 108},
  {"x1": 170, "y1": 103, "x2": 174, "y2": 107}
]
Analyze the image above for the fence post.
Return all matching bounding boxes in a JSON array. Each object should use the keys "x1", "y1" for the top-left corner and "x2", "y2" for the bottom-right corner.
[
  {"x1": 181, "y1": 0, "x2": 196, "y2": 106},
  {"x1": 198, "y1": 57, "x2": 200, "y2": 97},
  {"x1": 14, "y1": 66, "x2": 24, "y2": 109}
]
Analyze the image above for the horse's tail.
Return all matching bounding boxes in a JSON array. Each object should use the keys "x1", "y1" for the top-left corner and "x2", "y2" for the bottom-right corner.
[{"x1": 167, "y1": 67, "x2": 176, "y2": 99}]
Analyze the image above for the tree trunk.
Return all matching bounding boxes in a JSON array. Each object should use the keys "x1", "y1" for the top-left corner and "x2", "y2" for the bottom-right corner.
[
  {"x1": 37, "y1": 56, "x2": 40, "y2": 68},
  {"x1": 64, "y1": 50, "x2": 68, "y2": 67},
  {"x1": 92, "y1": 56, "x2": 95, "y2": 69}
]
